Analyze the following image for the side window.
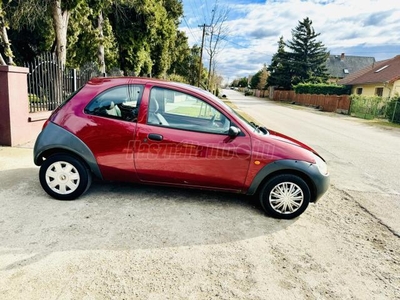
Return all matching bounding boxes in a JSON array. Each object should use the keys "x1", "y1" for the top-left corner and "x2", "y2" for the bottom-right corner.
[
  {"x1": 85, "y1": 85, "x2": 143, "y2": 121},
  {"x1": 147, "y1": 87, "x2": 230, "y2": 134}
]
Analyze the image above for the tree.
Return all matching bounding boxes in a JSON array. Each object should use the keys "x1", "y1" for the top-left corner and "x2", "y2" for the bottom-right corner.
[
  {"x1": 0, "y1": 1, "x2": 14, "y2": 65},
  {"x1": 109, "y1": 0, "x2": 183, "y2": 77},
  {"x1": 0, "y1": 50, "x2": 4, "y2": 65},
  {"x1": 149, "y1": 1, "x2": 181, "y2": 78},
  {"x1": 237, "y1": 77, "x2": 248, "y2": 88},
  {"x1": 167, "y1": 31, "x2": 193, "y2": 82},
  {"x1": 9, "y1": 0, "x2": 84, "y2": 66},
  {"x1": 67, "y1": 0, "x2": 118, "y2": 72},
  {"x1": 286, "y1": 17, "x2": 329, "y2": 85},
  {"x1": 185, "y1": 45, "x2": 204, "y2": 86},
  {"x1": 230, "y1": 77, "x2": 247, "y2": 88},
  {"x1": 267, "y1": 36, "x2": 293, "y2": 89},
  {"x1": 4, "y1": 0, "x2": 188, "y2": 79},
  {"x1": 205, "y1": 2, "x2": 229, "y2": 90},
  {"x1": 251, "y1": 64, "x2": 268, "y2": 90}
]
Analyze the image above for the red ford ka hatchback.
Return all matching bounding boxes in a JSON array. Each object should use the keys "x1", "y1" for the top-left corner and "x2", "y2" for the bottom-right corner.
[{"x1": 34, "y1": 77, "x2": 329, "y2": 219}]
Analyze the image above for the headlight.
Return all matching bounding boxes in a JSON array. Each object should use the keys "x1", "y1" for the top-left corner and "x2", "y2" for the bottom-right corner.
[{"x1": 314, "y1": 154, "x2": 328, "y2": 175}]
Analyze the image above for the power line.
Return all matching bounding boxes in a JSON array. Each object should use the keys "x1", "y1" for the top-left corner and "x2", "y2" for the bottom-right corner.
[
  {"x1": 182, "y1": 15, "x2": 201, "y2": 45},
  {"x1": 220, "y1": 36, "x2": 275, "y2": 57},
  {"x1": 203, "y1": 0, "x2": 212, "y2": 24},
  {"x1": 188, "y1": 0, "x2": 204, "y2": 23}
]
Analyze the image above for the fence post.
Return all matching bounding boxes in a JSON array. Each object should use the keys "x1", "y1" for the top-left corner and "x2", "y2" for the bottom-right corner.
[
  {"x1": 73, "y1": 68, "x2": 77, "y2": 91},
  {"x1": 392, "y1": 100, "x2": 398, "y2": 123},
  {"x1": 0, "y1": 66, "x2": 30, "y2": 146}
]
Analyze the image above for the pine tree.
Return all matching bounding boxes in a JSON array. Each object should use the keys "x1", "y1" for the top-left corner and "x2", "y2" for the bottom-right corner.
[
  {"x1": 267, "y1": 36, "x2": 292, "y2": 89},
  {"x1": 251, "y1": 64, "x2": 268, "y2": 90},
  {"x1": 286, "y1": 17, "x2": 329, "y2": 85}
]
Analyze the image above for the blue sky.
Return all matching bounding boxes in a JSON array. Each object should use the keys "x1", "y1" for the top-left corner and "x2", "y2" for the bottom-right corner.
[{"x1": 180, "y1": 0, "x2": 400, "y2": 84}]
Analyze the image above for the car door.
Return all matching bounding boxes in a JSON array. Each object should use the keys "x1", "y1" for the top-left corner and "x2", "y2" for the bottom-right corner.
[
  {"x1": 134, "y1": 86, "x2": 252, "y2": 191},
  {"x1": 81, "y1": 84, "x2": 143, "y2": 181}
]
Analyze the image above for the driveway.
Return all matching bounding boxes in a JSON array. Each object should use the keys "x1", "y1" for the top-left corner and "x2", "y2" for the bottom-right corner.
[{"x1": 0, "y1": 91, "x2": 399, "y2": 299}]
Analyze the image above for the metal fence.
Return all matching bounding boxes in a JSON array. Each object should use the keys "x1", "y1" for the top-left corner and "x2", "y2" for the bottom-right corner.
[
  {"x1": 25, "y1": 53, "x2": 101, "y2": 113},
  {"x1": 387, "y1": 99, "x2": 400, "y2": 124},
  {"x1": 349, "y1": 95, "x2": 389, "y2": 120}
]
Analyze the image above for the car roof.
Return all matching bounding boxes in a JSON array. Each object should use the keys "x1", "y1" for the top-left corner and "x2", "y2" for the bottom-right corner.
[{"x1": 87, "y1": 77, "x2": 211, "y2": 98}]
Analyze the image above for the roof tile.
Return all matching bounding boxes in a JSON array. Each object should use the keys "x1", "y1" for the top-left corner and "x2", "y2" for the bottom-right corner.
[{"x1": 339, "y1": 55, "x2": 400, "y2": 85}]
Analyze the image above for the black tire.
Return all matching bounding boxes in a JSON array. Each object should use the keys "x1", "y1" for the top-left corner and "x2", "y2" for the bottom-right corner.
[
  {"x1": 39, "y1": 154, "x2": 92, "y2": 200},
  {"x1": 259, "y1": 174, "x2": 310, "y2": 219}
]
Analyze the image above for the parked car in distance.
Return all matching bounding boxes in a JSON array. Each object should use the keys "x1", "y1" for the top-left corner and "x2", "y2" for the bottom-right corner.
[{"x1": 34, "y1": 77, "x2": 330, "y2": 219}]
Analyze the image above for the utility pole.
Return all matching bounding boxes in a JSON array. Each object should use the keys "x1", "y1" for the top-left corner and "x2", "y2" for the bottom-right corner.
[{"x1": 198, "y1": 24, "x2": 210, "y2": 87}]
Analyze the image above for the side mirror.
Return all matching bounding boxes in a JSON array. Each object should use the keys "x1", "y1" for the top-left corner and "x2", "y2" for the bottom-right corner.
[{"x1": 228, "y1": 126, "x2": 241, "y2": 138}]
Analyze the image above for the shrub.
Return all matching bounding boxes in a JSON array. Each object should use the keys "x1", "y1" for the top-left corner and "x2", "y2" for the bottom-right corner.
[
  {"x1": 349, "y1": 94, "x2": 388, "y2": 120},
  {"x1": 386, "y1": 94, "x2": 400, "y2": 123},
  {"x1": 29, "y1": 94, "x2": 47, "y2": 103},
  {"x1": 294, "y1": 83, "x2": 351, "y2": 95}
]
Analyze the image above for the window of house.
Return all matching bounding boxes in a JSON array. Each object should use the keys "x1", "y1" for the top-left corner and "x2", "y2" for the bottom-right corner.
[
  {"x1": 85, "y1": 85, "x2": 143, "y2": 121},
  {"x1": 375, "y1": 87, "x2": 383, "y2": 97},
  {"x1": 147, "y1": 87, "x2": 230, "y2": 134},
  {"x1": 375, "y1": 65, "x2": 389, "y2": 73},
  {"x1": 356, "y1": 88, "x2": 363, "y2": 95},
  {"x1": 343, "y1": 68, "x2": 349, "y2": 74}
]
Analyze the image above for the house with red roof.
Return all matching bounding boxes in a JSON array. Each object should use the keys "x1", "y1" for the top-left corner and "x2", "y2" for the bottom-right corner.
[{"x1": 338, "y1": 55, "x2": 400, "y2": 98}]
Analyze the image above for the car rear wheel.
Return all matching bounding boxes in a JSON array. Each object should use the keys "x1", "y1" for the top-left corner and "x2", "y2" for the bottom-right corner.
[
  {"x1": 39, "y1": 154, "x2": 92, "y2": 200},
  {"x1": 260, "y1": 174, "x2": 310, "y2": 219}
]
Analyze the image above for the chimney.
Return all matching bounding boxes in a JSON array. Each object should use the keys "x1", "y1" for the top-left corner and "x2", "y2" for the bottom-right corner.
[{"x1": 341, "y1": 53, "x2": 345, "y2": 61}]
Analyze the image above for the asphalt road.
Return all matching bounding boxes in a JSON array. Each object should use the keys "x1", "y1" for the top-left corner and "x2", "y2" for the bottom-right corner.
[{"x1": 223, "y1": 89, "x2": 400, "y2": 236}]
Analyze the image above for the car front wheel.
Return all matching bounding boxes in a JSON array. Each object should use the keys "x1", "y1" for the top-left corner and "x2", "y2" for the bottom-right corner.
[
  {"x1": 260, "y1": 174, "x2": 310, "y2": 219},
  {"x1": 39, "y1": 154, "x2": 92, "y2": 200}
]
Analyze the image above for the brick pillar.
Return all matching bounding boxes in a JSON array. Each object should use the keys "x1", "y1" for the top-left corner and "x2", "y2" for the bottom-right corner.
[{"x1": 0, "y1": 66, "x2": 29, "y2": 146}]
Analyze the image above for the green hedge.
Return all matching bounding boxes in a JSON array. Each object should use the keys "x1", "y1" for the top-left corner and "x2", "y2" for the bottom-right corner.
[
  {"x1": 294, "y1": 83, "x2": 351, "y2": 95},
  {"x1": 349, "y1": 95, "x2": 385, "y2": 120},
  {"x1": 386, "y1": 95, "x2": 400, "y2": 124}
]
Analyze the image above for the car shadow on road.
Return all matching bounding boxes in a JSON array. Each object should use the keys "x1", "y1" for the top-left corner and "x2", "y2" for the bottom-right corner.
[{"x1": 0, "y1": 168, "x2": 297, "y2": 270}]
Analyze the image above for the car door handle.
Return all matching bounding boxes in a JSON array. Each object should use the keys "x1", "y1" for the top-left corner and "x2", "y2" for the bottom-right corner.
[{"x1": 148, "y1": 133, "x2": 163, "y2": 141}]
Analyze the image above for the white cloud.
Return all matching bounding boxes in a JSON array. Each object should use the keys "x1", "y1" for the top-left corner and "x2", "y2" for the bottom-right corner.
[{"x1": 180, "y1": 0, "x2": 400, "y2": 83}]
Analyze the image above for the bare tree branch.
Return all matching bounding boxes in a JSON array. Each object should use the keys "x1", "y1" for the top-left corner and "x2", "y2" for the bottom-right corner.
[{"x1": 205, "y1": 1, "x2": 230, "y2": 90}]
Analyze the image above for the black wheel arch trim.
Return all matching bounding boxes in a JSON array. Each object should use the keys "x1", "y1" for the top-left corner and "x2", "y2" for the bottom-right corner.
[
  {"x1": 33, "y1": 122, "x2": 103, "y2": 180},
  {"x1": 246, "y1": 159, "x2": 330, "y2": 202}
]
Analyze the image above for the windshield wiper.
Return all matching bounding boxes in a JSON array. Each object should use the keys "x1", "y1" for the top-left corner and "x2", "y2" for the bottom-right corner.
[{"x1": 250, "y1": 122, "x2": 269, "y2": 134}]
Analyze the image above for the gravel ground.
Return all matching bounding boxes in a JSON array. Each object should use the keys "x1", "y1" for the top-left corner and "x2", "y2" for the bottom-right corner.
[{"x1": 0, "y1": 146, "x2": 399, "y2": 299}]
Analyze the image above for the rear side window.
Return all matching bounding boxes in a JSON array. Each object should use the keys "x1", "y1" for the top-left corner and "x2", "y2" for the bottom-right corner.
[{"x1": 85, "y1": 85, "x2": 143, "y2": 122}]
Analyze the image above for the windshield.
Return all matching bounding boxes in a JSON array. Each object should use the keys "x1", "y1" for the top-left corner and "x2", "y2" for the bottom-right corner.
[
  {"x1": 212, "y1": 95, "x2": 268, "y2": 135},
  {"x1": 195, "y1": 87, "x2": 269, "y2": 135},
  {"x1": 231, "y1": 109, "x2": 269, "y2": 135}
]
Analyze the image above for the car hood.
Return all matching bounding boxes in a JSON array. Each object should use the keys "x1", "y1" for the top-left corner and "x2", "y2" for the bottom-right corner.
[
  {"x1": 250, "y1": 128, "x2": 319, "y2": 164},
  {"x1": 267, "y1": 129, "x2": 317, "y2": 153}
]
